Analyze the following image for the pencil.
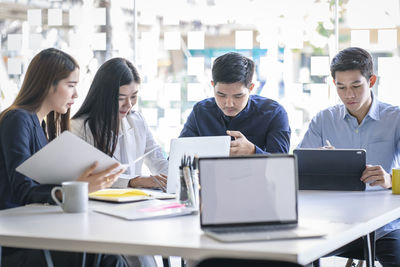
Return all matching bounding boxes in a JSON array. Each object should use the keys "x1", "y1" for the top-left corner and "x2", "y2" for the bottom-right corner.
[
  {"x1": 325, "y1": 139, "x2": 332, "y2": 147},
  {"x1": 150, "y1": 175, "x2": 166, "y2": 192},
  {"x1": 133, "y1": 147, "x2": 159, "y2": 164}
]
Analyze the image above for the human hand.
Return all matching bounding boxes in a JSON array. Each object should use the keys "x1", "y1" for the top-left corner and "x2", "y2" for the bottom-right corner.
[
  {"x1": 320, "y1": 145, "x2": 335, "y2": 149},
  {"x1": 77, "y1": 162, "x2": 125, "y2": 193},
  {"x1": 129, "y1": 174, "x2": 167, "y2": 191},
  {"x1": 227, "y1": 130, "x2": 255, "y2": 155},
  {"x1": 360, "y1": 165, "x2": 392, "y2": 189},
  {"x1": 320, "y1": 139, "x2": 335, "y2": 149}
]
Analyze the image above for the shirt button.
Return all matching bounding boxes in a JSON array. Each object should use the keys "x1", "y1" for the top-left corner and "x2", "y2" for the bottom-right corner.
[{"x1": 355, "y1": 129, "x2": 359, "y2": 133}]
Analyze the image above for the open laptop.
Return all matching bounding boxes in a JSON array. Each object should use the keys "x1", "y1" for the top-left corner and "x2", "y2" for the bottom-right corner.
[
  {"x1": 293, "y1": 149, "x2": 366, "y2": 191},
  {"x1": 199, "y1": 154, "x2": 324, "y2": 242},
  {"x1": 166, "y1": 136, "x2": 230, "y2": 194}
]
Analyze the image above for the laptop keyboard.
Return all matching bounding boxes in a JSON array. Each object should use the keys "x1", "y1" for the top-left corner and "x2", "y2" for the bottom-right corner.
[{"x1": 204, "y1": 225, "x2": 322, "y2": 242}]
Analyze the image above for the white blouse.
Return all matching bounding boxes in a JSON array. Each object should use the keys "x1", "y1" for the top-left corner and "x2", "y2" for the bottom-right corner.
[{"x1": 70, "y1": 111, "x2": 168, "y2": 188}]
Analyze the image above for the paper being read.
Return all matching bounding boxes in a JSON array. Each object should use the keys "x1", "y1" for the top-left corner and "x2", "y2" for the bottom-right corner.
[{"x1": 16, "y1": 131, "x2": 124, "y2": 184}]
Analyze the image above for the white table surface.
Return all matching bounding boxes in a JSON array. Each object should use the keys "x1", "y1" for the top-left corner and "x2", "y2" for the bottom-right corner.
[{"x1": 0, "y1": 190, "x2": 399, "y2": 265}]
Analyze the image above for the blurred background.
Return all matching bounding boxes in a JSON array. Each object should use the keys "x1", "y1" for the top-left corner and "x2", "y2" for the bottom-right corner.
[{"x1": 1, "y1": 0, "x2": 399, "y2": 155}]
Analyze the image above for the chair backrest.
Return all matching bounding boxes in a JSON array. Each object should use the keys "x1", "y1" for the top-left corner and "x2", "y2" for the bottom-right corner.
[{"x1": 196, "y1": 258, "x2": 304, "y2": 267}]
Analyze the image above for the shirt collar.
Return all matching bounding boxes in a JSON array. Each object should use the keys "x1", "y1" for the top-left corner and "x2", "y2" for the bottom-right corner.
[
  {"x1": 342, "y1": 91, "x2": 379, "y2": 121},
  {"x1": 239, "y1": 97, "x2": 252, "y2": 116},
  {"x1": 217, "y1": 96, "x2": 252, "y2": 120},
  {"x1": 32, "y1": 112, "x2": 41, "y2": 127},
  {"x1": 118, "y1": 111, "x2": 134, "y2": 137},
  {"x1": 366, "y1": 91, "x2": 380, "y2": 121}
]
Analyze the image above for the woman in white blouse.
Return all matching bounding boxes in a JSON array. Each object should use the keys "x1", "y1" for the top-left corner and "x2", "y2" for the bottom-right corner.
[{"x1": 71, "y1": 58, "x2": 168, "y2": 190}]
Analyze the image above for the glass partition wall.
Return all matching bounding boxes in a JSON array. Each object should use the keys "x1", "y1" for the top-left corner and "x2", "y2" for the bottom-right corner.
[{"x1": 1, "y1": 0, "x2": 399, "y2": 155}]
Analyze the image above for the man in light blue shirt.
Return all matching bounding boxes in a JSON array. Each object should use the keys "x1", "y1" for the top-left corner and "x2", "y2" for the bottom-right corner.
[{"x1": 299, "y1": 47, "x2": 400, "y2": 266}]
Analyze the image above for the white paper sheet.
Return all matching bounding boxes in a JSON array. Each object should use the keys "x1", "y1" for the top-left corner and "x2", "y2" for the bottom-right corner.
[
  {"x1": 187, "y1": 31, "x2": 204, "y2": 50},
  {"x1": 16, "y1": 131, "x2": 124, "y2": 184},
  {"x1": 310, "y1": 56, "x2": 330, "y2": 76},
  {"x1": 164, "y1": 31, "x2": 181, "y2": 50},
  {"x1": 48, "y1": 9, "x2": 62, "y2": 26},
  {"x1": 7, "y1": 58, "x2": 22, "y2": 75},
  {"x1": 27, "y1": 9, "x2": 42, "y2": 26},
  {"x1": 187, "y1": 57, "x2": 204, "y2": 76},
  {"x1": 8, "y1": 34, "x2": 22, "y2": 51},
  {"x1": 235, "y1": 30, "x2": 253, "y2": 49}
]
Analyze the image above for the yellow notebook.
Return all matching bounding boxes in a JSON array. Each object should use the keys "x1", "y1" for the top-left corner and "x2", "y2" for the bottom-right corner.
[{"x1": 89, "y1": 188, "x2": 152, "y2": 203}]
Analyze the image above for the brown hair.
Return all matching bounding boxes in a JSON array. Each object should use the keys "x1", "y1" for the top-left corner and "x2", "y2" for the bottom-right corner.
[{"x1": 0, "y1": 48, "x2": 79, "y2": 141}]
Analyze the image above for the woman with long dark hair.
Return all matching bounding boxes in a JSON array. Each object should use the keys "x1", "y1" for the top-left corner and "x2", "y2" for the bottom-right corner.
[
  {"x1": 71, "y1": 57, "x2": 168, "y2": 190},
  {"x1": 0, "y1": 48, "x2": 127, "y2": 266}
]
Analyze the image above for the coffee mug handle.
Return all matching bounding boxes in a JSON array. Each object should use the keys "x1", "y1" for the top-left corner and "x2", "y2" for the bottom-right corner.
[{"x1": 51, "y1": 186, "x2": 63, "y2": 207}]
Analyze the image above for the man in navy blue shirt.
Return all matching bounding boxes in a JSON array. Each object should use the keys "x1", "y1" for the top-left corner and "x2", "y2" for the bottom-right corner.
[{"x1": 180, "y1": 52, "x2": 290, "y2": 154}]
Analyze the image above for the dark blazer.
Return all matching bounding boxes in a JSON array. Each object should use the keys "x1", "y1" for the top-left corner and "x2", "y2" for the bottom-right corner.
[
  {"x1": 0, "y1": 109, "x2": 56, "y2": 210},
  {"x1": 0, "y1": 109, "x2": 126, "y2": 267}
]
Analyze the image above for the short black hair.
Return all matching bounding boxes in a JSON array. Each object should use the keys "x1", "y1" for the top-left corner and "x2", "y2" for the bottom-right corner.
[
  {"x1": 330, "y1": 47, "x2": 373, "y2": 80},
  {"x1": 212, "y1": 52, "x2": 255, "y2": 88}
]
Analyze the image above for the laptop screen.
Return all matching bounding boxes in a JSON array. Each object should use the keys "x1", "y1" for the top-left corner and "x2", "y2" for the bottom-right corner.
[{"x1": 199, "y1": 155, "x2": 298, "y2": 227}]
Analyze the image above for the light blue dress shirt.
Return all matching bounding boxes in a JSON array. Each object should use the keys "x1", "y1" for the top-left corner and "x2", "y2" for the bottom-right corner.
[{"x1": 298, "y1": 92, "x2": 400, "y2": 238}]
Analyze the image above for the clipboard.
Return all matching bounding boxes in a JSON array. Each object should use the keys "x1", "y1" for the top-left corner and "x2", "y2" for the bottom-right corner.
[{"x1": 16, "y1": 131, "x2": 126, "y2": 184}]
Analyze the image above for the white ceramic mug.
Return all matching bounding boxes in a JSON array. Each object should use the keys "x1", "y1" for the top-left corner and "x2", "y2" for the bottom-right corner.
[{"x1": 51, "y1": 181, "x2": 88, "y2": 213}]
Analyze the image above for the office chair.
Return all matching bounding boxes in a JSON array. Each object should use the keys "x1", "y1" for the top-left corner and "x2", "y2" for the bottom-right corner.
[
  {"x1": 343, "y1": 231, "x2": 376, "y2": 267},
  {"x1": 313, "y1": 232, "x2": 376, "y2": 267},
  {"x1": 196, "y1": 258, "x2": 305, "y2": 267}
]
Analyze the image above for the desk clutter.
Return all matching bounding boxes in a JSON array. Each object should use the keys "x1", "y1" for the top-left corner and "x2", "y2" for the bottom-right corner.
[{"x1": 89, "y1": 154, "x2": 201, "y2": 220}]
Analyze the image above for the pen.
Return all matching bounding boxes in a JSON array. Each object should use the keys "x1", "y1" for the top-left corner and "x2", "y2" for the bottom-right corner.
[
  {"x1": 133, "y1": 147, "x2": 159, "y2": 164},
  {"x1": 325, "y1": 139, "x2": 332, "y2": 147},
  {"x1": 149, "y1": 175, "x2": 167, "y2": 192},
  {"x1": 192, "y1": 155, "x2": 198, "y2": 170}
]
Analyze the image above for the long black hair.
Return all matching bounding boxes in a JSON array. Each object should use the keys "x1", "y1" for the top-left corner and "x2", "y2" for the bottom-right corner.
[{"x1": 73, "y1": 58, "x2": 140, "y2": 156}]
